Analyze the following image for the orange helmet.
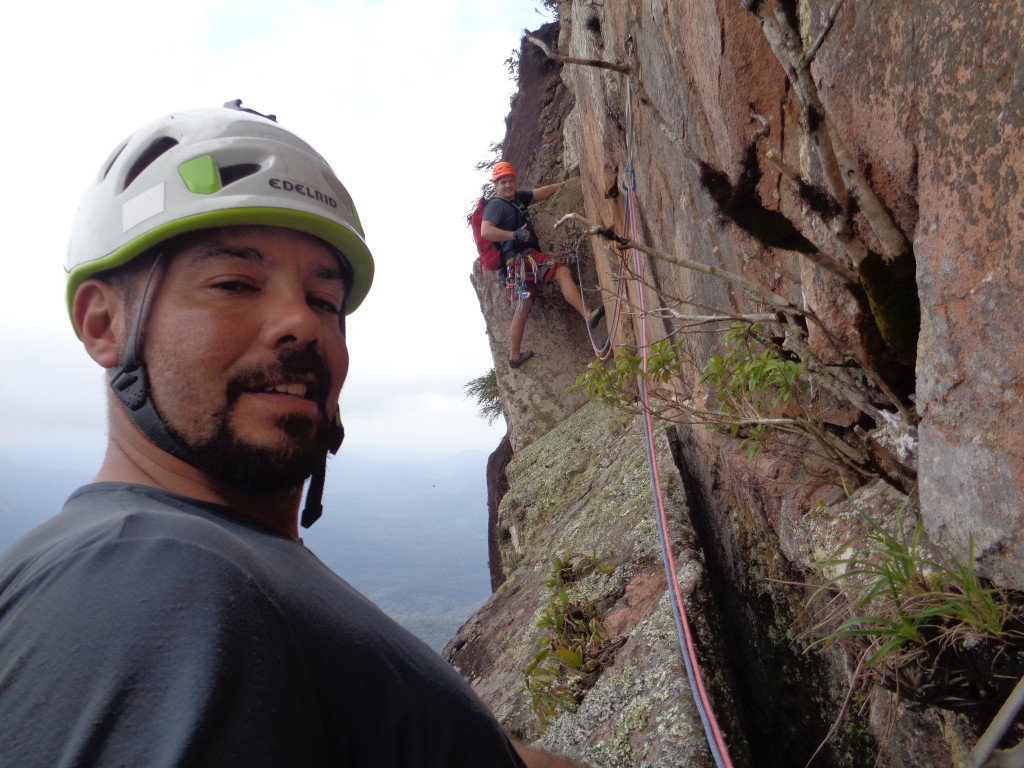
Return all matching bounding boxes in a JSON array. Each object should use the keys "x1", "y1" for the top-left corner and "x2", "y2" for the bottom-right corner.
[{"x1": 491, "y1": 161, "x2": 516, "y2": 182}]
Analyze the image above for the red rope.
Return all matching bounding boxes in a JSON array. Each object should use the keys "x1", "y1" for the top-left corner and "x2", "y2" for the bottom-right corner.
[{"x1": 625, "y1": 170, "x2": 734, "y2": 768}]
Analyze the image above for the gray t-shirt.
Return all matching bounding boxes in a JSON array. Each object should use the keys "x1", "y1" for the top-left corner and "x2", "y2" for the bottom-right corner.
[
  {"x1": 0, "y1": 483, "x2": 525, "y2": 768},
  {"x1": 483, "y1": 191, "x2": 537, "y2": 262}
]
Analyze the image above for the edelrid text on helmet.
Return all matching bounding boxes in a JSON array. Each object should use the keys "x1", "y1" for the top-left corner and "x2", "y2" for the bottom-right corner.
[
  {"x1": 65, "y1": 101, "x2": 375, "y2": 326},
  {"x1": 268, "y1": 178, "x2": 339, "y2": 207}
]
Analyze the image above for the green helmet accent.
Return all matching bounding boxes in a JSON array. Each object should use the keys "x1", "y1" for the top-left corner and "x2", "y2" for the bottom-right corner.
[
  {"x1": 65, "y1": 102, "x2": 375, "y2": 325},
  {"x1": 178, "y1": 155, "x2": 222, "y2": 194}
]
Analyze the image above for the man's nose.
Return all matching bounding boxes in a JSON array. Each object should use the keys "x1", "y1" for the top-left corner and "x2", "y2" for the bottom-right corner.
[{"x1": 259, "y1": 291, "x2": 321, "y2": 349}]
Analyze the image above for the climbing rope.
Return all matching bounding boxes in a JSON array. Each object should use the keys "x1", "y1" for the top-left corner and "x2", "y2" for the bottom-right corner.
[
  {"x1": 575, "y1": 49, "x2": 636, "y2": 360},
  {"x1": 609, "y1": 51, "x2": 736, "y2": 768},
  {"x1": 577, "y1": 236, "x2": 626, "y2": 359},
  {"x1": 575, "y1": 167, "x2": 632, "y2": 360},
  {"x1": 622, "y1": 165, "x2": 735, "y2": 768},
  {"x1": 540, "y1": 49, "x2": 733, "y2": 761}
]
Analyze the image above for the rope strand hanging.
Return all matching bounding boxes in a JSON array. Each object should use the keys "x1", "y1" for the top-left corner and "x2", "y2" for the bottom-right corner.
[{"x1": 618, "y1": 55, "x2": 736, "y2": 768}]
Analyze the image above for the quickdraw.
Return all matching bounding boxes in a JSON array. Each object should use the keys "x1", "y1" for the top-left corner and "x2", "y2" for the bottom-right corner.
[
  {"x1": 504, "y1": 249, "x2": 578, "y2": 311},
  {"x1": 503, "y1": 253, "x2": 538, "y2": 311}
]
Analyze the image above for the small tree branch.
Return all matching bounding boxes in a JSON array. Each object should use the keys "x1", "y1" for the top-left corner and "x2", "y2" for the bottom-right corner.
[
  {"x1": 758, "y1": 140, "x2": 864, "y2": 282},
  {"x1": 804, "y1": 0, "x2": 846, "y2": 65},
  {"x1": 827, "y1": 125, "x2": 912, "y2": 260},
  {"x1": 525, "y1": 32, "x2": 700, "y2": 169},
  {"x1": 961, "y1": 674, "x2": 1024, "y2": 768},
  {"x1": 669, "y1": 313, "x2": 779, "y2": 326},
  {"x1": 751, "y1": 7, "x2": 850, "y2": 210},
  {"x1": 525, "y1": 31, "x2": 632, "y2": 74},
  {"x1": 556, "y1": 211, "x2": 797, "y2": 312},
  {"x1": 565, "y1": 210, "x2": 913, "y2": 427},
  {"x1": 748, "y1": 114, "x2": 865, "y2": 282},
  {"x1": 787, "y1": 303, "x2": 912, "y2": 423}
]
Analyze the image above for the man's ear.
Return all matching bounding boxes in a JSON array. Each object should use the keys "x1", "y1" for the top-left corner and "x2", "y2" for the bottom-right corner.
[{"x1": 73, "y1": 279, "x2": 126, "y2": 369}]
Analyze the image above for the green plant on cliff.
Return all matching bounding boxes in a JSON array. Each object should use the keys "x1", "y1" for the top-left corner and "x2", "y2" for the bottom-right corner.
[
  {"x1": 807, "y1": 508, "x2": 1024, "y2": 709},
  {"x1": 701, "y1": 323, "x2": 804, "y2": 411},
  {"x1": 525, "y1": 552, "x2": 619, "y2": 727},
  {"x1": 569, "y1": 323, "x2": 853, "y2": 471},
  {"x1": 534, "y1": 0, "x2": 561, "y2": 20},
  {"x1": 463, "y1": 368, "x2": 503, "y2": 426},
  {"x1": 700, "y1": 322, "x2": 807, "y2": 455},
  {"x1": 568, "y1": 338, "x2": 689, "y2": 407}
]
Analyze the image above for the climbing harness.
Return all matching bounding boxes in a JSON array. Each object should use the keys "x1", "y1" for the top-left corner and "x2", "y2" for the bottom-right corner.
[
  {"x1": 506, "y1": 252, "x2": 539, "y2": 310},
  {"x1": 504, "y1": 249, "x2": 577, "y2": 312}
]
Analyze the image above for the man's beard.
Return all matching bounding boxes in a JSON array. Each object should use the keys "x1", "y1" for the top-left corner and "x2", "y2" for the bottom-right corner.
[
  {"x1": 179, "y1": 410, "x2": 330, "y2": 495},
  {"x1": 159, "y1": 347, "x2": 334, "y2": 495}
]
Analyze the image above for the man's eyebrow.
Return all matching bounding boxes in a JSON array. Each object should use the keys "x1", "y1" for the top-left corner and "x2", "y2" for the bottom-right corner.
[
  {"x1": 188, "y1": 245, "x2": 346, "y2": 285},
  {"x1": 311, "y1": 263, "x2": 346, "y2": 285},
  {"x1": 188, "y1": 244, "x2": 265, "y2": 265}
]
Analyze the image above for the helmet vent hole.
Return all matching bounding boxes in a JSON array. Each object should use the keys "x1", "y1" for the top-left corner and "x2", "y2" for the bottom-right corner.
[
  {"x1": 123, "y1": 136, "x2": 179, "y2": 191},
  {"x1": 219, "y1": 163, "x2": 262, "y2": 186},
  {"x1": 101, "y1": 143, "x2": 128, "y2": 181}
]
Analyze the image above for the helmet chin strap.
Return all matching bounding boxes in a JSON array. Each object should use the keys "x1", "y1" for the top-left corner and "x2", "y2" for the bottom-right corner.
[
  {"x1": 108, "y1": 252, "x2": 198, "y2": 465},
  {"x1": 108, "y1": 250, "x2": 342, "y2": 530},
  {"x1": 300, "y1": 252, "x2": 349, "y2": 529},
  {"x1": 300, "y1": 412, "x2": 343, "y2": 529}
]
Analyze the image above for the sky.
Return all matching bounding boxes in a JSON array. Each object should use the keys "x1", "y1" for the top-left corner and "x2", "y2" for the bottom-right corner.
[{"x1": 0, "y1": 0, "x2": 555, "y2": 480}]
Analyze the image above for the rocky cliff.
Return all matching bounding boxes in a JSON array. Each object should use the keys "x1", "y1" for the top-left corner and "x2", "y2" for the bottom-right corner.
[{"x1": 448, "y1": 3, "x2": 1024, "y2": 767}]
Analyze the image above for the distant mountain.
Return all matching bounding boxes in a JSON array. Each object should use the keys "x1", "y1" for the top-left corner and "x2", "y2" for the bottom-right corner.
[
  {"x1": 308, "y1": 451, "x2": 494, "y2": 650},
  {"x1": 0, "y1": 449, "x2": 494, "y2": 652}
]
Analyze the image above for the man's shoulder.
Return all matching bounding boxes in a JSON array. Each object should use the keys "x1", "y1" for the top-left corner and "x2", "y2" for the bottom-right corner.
[
  {"x1": 483, "y1": 196, "x2": 513, "y2": 212},
  {"x1": 53, "y1": 484, "x2": 264, "y2": 545},
  {"x1": 483, "y1": 196, "x2": 516, "y2": 224},
  {"x1": 1, "y1": 484, "x2": 291, "y2": 591},
  {"x1": 483, "y1": 194, "x2": 530, "y2": 215},
  {"x1": 0, "y1": 487, "x2": 306, "y2": 644}
]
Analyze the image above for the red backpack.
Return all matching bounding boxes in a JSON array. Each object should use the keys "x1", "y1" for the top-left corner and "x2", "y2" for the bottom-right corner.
[{"x1": 471, "y1": 196, "x2": 504, "y2": 274}]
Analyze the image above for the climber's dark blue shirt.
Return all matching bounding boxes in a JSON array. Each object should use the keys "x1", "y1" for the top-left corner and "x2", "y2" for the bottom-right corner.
[
  {"x1": 0, "y1": 483, "x2": 526, "y2": 768},
  {"x1": 483, "y1": 190, "x2": 539, "y2": 262}
]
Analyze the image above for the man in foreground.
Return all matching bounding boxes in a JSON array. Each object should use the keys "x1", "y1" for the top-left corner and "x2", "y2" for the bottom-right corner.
[
  {"x1": 0, "y1": 103, "x2": 586, "y2": 768},
  {"x1": 480, "y1": 161, "x2": 590, "y2": 368}
]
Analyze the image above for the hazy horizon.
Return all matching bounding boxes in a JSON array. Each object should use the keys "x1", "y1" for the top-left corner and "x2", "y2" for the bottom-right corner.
[{"x1": 0, "y1": 444, "x2": 498, "y2": 652}]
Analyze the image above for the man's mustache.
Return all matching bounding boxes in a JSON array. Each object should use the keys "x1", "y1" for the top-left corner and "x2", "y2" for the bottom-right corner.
[{"x1": 225, "y1": 347, "x2": 333, "y2": 411}]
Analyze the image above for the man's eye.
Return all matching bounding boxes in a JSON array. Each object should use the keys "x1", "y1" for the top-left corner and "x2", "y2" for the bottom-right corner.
[
  {"x1": 310, "y1": 297, "x2": 342, "y2": 315},
  {"x1": 213, "y1": 280, "x2": 256, "y2": 293}
]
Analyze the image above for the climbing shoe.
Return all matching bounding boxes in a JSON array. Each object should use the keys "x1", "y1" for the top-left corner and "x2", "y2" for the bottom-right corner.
[{"x1": 509, "y1": 350, "x2": 534, "y2": 369}]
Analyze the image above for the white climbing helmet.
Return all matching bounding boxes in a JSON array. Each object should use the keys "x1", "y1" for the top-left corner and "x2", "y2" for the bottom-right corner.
[{"x1": 65, "y1": 100, "x2": 374, "y2": 321}]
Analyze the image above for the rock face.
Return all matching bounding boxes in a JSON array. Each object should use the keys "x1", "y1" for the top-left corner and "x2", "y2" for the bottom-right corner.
[
  {"x1": 911, "y1": 5, "x2": 1024, "y2": 588},
  {"x1": 448, "y1": 402, "x2": 742, "y2": 768},
  {"x1": 453, "y1": 3, "x2": 1024, "y2": 767}
]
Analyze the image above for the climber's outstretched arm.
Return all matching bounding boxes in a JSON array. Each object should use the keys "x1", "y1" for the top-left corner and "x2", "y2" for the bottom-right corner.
[{"x1": 532, "y1": 182, "x2": 562, "y2": 202}]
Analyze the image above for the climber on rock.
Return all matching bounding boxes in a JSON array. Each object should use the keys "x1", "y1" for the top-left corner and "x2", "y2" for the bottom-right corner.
[{"x1": 480, "y1": 161, "x2": 590, "y2": 369}]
